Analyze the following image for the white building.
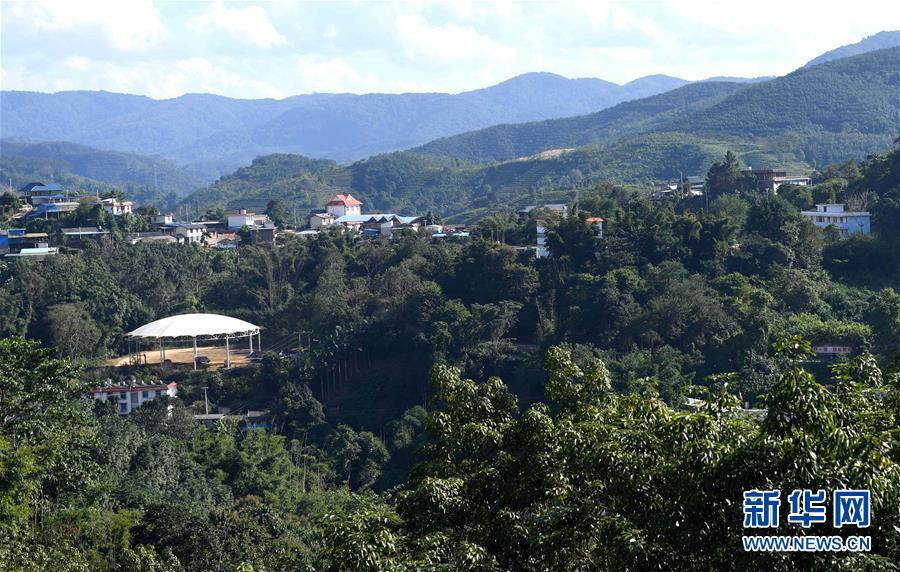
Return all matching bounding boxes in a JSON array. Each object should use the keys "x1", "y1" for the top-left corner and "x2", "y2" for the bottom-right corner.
[
  {"x1": 743, "y1": 169, "x2": 811, "y2": 192},
  {"x1": 536, "y1": 222, "x2": 549, "y2": 258},
  {"x1": 102, "y1": 198, "x2": 134, "y2": 216},
  {"x1": 309, "y1": 212, "x2": 335, "y2": 230},
  {"x1": 812, "y1": 344, "x2": 854, "y2": 357},
  {"x1": 173, "y1": 223, "x2": 206, "y2": 244},
  {"x1": 151, "y1": 213, "x2": 175, "y2": 225},
  {"x1": 325, "y1": 194, "x2": 363, "y2": 218},
  {"x1": 586, "y1": 217, "x2": 604, "y2": 240},
  {"x1": 225, "y1": 208, "x2": 270, "y2": 230},
  {"x1": 88, "y1": 380, "x2": 177, "y2": 415},
  {"x1": 800, "y1": 204, "x2": 871, "y2": 236}
]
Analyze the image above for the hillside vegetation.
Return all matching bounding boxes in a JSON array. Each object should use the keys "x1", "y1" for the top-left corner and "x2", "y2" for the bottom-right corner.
[
  {"x1": 0, "y1": 140, "x2": 204, "y2": 208},
  {"x1": 3, "y1": 144, "x2": 900, "y2": 570},
  {"x1": 414, "y1": 48, "x2": 900, "y2": 167},
  {"x1": 0, "y1": 72, "x2": 691, "y2": 173}
]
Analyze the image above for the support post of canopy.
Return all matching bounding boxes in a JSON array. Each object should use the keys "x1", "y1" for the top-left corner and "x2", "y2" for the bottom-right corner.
[
  {"x1": 193, "y1": 336, "x2": 198, "y2": 370},
  {"x1": 226, "y1": 336, "x2": 231, "y2": 368},
  {"x1": 159, "y1": 339, "x2": 163, "y2": 365},
  {"x1": 257, "y1": 331, "x2": 262, "y2": 353},
  {"x1": 249, "y1": 331, "x2": 254, "y2": 353}
]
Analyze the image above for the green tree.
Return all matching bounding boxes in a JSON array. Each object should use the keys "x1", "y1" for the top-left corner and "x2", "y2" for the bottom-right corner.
[
  {"x1": 705, "y1": 150, "x2": 741, "y2": 196},
  {"x1": 265, "y1": 199, "x2": 290, "y2": 227},
  {"x1": 0, "y1": 338, "x2": 98, "y2": 526}
]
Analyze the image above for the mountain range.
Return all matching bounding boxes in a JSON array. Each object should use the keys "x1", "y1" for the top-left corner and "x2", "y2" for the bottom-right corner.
[
  {"x1": 0, "y1": 30, "x2": 897, "y2": 213},
  {"x1": 181, "y1": 46, "x2": 900, "y2": 223},
  {"x1": 415, "y1": 47, "x2": 900, "y2": 167},
  {"x1": 0, "y1": 73, "x2": 694, "y2": 177},
  {"x1": 803, "y1": 30, "x2": 899, "y2": 68}
]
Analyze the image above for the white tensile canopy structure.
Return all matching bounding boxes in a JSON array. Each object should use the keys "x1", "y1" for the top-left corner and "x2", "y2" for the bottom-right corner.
[{"x1": 127, "y1": 313, "x2": 261, "y2": 369}]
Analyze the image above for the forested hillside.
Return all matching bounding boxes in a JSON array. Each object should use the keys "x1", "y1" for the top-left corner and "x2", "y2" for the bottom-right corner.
[
  {"x1": 0, "y1": 140, "x2": 204, "y2": 208},
  {"x1": 415, "y1": 48, "x2": 900, "y2": 167},
  {"x1": 181, "y1": 132, "x2": 798, "y2": 222},
  {"x1": 2, "y1": 144, "x2": 899, "y2": 569}
]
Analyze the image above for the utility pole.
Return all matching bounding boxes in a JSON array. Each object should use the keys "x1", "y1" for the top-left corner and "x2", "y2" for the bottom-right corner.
[{"x1": 202, "y1": 386, "x2": 209, "y2": 415}]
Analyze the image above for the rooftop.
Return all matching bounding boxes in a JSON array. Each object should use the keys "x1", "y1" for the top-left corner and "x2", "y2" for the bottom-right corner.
[
  {"x1": 127, "y1": 313, "x2": 261, "y2": 340},
  {"x1": 326, "y1": 193, "x2": 363, "y2": 207},
  {"x1": 62, "y1": 227, "x2": 110, "y2": 235},
  {"x1": 335, "y1": 214, "x2": 420, "y2": 225}
]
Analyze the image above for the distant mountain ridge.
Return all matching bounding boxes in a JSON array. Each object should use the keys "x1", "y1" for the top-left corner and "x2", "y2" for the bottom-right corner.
[
  {"x1": 1, "y1": 73, "x2": 695, "y2": 176},
  {"x1": 804, "y1": 30, "x2": 899, "y2": 68},
  {"x1": 414, "y1": 48, "x2": 900, "y2": 168},
  {"x1": 179, "y1": 47, "x2": 900, "y2": 221}
]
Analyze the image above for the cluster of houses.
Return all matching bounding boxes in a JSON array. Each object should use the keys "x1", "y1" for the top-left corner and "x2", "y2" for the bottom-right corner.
[
  {"x1": 305, "y1": 193, "x2": 469, "y2": 239},
  {"x1": 652, "y1": 169, "x2": 812, "y2": 200},
  {"x1": 122, "y1": 209, "x2": 274, "y2": 248},
  {"x1": 650, "y1": 169, "x2": 871, "y2": 236},
  {"x1": 0, "y1": 183, "x2": 473, "y2": 257},
  {"x1": 17, "y1": 182, "x2": 135, "y2": 219}
]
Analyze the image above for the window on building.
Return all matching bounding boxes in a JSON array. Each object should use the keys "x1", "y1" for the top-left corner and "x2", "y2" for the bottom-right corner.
[{"x1": 119, "y1": 402, "x2": 128, "y2": 413}]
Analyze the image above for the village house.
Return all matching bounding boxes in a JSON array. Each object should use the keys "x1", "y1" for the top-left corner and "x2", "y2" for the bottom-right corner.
[
  {"x1": 249, "y1": 223, "x2": 277, "y2": 244},
  {"x1": 812, "y1": 344, "x2": 854, "y2": 358},
  {"x1": 0, "y1": 228, "x2": 55, "y2": 256},
  {"x1": 124, "y1": 231, "x2": 178, "y2": 245},
  {"x1": 88, "y1": 379, "x2": 177, "y2": 415},
  {"x1": 326, "y1": 194, "x2": 363, "y2": 218},
  {"x1": 17, "y1": 182, "x2": 63, "y2": 200},
  {"x1": 308, "y1": 211, "x2": 335, "y2": 230},
  {"x1": 225, "y1": 208, "x2": 271, "y2": 230},
  {"x1": 172, "y1": 222, "x2": 206, "y2": 244},
  {"x1": 150, "y1": 213, "x2": 175, "y2": 226},
  {"x1": 800, "y1": 204, "x2": 871, "y2": 236},
  {"x1": 308, "y1": 194, "x2": 423, "y2": 236},
  {"x1": 60, "y1": 227, "x2": 110, "y2": 247},
  {"x1": 586, "y1": 216, "x2": 604, "y2": 239},
  {"x1": 102, "y1": 198, "x2": 134, "y2": 216},
  {"x1": 652, "y1": 176, "x2": 705, "y2": 200},
  {"x1": 742, "y1": 168, "x2": 810, "y2": 192}
]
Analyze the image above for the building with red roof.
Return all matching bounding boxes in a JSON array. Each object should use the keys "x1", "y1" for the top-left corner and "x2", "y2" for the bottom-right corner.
[{"x1": 325, "y1": 194, "x2": 363, "y2": 217}]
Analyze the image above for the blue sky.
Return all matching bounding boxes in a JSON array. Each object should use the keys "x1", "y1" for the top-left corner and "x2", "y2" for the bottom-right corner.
[{"x1": 1, "y1": 1, "x2": 897, "y2": 99}]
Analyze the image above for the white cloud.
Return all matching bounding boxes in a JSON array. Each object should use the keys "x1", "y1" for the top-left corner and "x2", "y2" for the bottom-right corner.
[
  {"x1": 1, "y1": 0, "x2": 895, "y2": 97},
  {"x1": 188, "y1": 2, "x2": 288, "y2": 49},
  {"x1": 7, "y1": 0, "x2": 162, "y2": 51},
  {"x1": 394, "y1": 12, "x2": 514, "y2": 62}
]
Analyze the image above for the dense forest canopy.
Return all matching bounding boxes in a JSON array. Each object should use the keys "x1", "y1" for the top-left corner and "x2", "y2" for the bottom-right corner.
[{"x1": 1, "y1": 141, "x2": 899, "y2": 569}]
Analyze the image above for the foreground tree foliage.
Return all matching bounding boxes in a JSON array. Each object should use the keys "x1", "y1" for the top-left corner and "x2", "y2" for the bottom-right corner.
[
  {"x1": 3, "y1": 338, "x2": 898, "y2": 570},
  {"x1": 1, "y1": 145, "x2": 899, "y2": 569},
  {"x1": 363, "y1": 345, "x2": 898, "y2": 571}
]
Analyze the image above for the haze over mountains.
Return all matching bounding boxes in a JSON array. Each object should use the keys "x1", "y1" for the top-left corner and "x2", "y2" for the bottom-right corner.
[
  {"x1": 415, "y1": 47, "x2": 900, "y2": 166},
  {"x1": 1, "y1": 72, "x2": 693, "y2": 176},
  {"x1": 0, "y1": 30, "x2": 897, "y2": 212},
  {"x1": 171, "y1": 46, "x2": 898, "y2": 223},
  {"x1": 803, "y1": 30, "x2": 900, "y2": 68}
]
